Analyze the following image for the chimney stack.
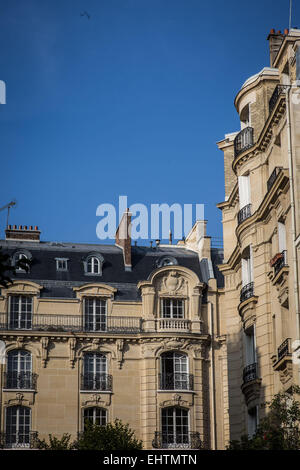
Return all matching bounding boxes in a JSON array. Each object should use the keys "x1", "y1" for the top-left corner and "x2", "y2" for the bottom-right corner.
[
  {"x1": 267, "y1": 28, "x2": 286, "y2": 66},
  {"x1": 115, "y1": 209, "x2": 132, "y2": 271},
  {"x1": 5, "y1": 225, "x2": 41, "y2": 242}
]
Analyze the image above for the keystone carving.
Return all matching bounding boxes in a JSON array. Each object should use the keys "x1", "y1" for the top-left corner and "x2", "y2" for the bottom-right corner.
[
  {"x1": 116, "y1": 339, "x2": 125, "y2": 369},
  {"x1": 41, "y1": 337, "x2": 49, "y2": 368},
  {"x1": 69, "y1": 337, "x2": 77, "y2": 368}
]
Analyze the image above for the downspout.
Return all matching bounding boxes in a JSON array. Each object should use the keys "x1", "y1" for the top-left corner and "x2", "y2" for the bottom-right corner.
[
  {"x1": 286, "y1": 85, "x2": 300, "y2": 367},
  {"x1": 208, "y1": 301, "x2": 217, "y2": 449}
]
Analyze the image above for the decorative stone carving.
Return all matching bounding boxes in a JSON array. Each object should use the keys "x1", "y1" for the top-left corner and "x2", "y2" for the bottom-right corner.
[
  {"x1": 159, "y1": 393, "x2": 192, "y2": 408},
  {"x1": 41, "y1": 337, "x2": 49, "y2": 368},
  {"x1": 69, "y1": 337, "x2": 77, "y2": 368},
  {"x1": 162, "y1": 271, "x2": 185, "y2": 294},
  {"x1": 81, "y1": 393, "x2": 111, "y2": 407},
  {"x1": 4, "y1": 391, "x2": 35, "y2": 406},
  {"x1": 116, "y1": 339, "x2": 125, "y2": 369}
]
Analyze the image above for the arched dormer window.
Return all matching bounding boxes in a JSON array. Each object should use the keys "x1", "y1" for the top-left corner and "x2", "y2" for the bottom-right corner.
[
  {"x1": 83, "y1": 253, "x2": 104, "y2": 276},
  {"x1": 11, "y1": 250, "x2": 32, "y2": 273},
  {"x1": 156, "y1": 256, "x2": 178, "y2": 268}
]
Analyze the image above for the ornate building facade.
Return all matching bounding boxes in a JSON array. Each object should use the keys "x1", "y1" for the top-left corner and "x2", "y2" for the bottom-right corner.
[
  {"x1": 217, "y1": 28, "x2": 300, "y2": 440},
  {"x1": 0, "y1": 213, "x2": 227, "y2": 449}
]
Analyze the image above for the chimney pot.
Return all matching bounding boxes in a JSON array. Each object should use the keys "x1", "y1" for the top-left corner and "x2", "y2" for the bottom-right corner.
[
  {"x1": 284, "y1": 28, "x2": 289, "y2": 35},
  {"x1": 270, "y1": 28, "x2": 275, "y2": 34},
  {"x1": 13, "y1": 225, "x2": 16, "y2": 229},
  {"x1": 8, "y1": 225, "x2": 11, "y2": 229},
  {"x1": 24, "y1": 225, "x2": 27, "y2": 230},
  {"x1": 34, "y1": 226, "x2": 38, "y2": 231},
  {"x1": 277, "y1": 30, "x2": 281, "y2": 34},
  {"x1": 19, "y1": 225, "x2": 22, "y2": 230},
  {"x1": 29, "y1": 226, "x2": 33, "y2": 230}
]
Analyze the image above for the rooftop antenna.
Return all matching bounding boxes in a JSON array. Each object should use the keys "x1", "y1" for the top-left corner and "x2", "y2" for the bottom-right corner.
[
  {"x1": 0, "y1": 200, "x2": 17, "y2": 228},
  {"x1": 289, "y1": 0, "x2": 293, "y2": 31}
]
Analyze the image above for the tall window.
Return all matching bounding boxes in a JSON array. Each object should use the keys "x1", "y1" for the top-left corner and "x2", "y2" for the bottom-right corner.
[
  {"x1": 83, "y1": 353, "x2": 108, "y2": 390},
  {"x1": 160, "y1": 352, "x2": 189, "y2": 390},
  {"x1": 161, "y1": 299, "x2": 184, "y2": 319},
  {"x1": 5, "y1": 406, "x2": 31, "y2": 448},
  {"x1": 161, "y1": 407, "x2": 189, "y2": 448},
  {"x1": 248, "y1": 406, "x2": 259, "y2": 437},
  {"x1": 87, "y1": 257, "x2": 101, "y2": 274},
  {"x1": 6, "y1": 350, "x2": 32, "y2": 389},
  {"x1": 83, "y1": 407, "x2": 107, "y2": 430},
  {"x1": 9, "y1": 296, "x2": 32, "y2": 330},
  {"x1": 84, "y1": 298, "x2": 107, "y2": 332},
  {"x1": 244, "y1": 325, "x2": 256, "y2": 366},
  {"x1": 241, "y1": 246, "x2": 253, "y2": 287},
  {"x1": 238, "y1": 174, "x2": 251, "y2": 209}
]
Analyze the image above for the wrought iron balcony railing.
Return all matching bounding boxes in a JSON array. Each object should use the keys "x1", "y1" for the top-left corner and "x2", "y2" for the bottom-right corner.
[
  {"x1": 0, "y1": 431, "x2": 39, "y2": 449},
  {"x1": 158, "y1": 373, "x2": 194, "y2": 391},
  {"x1": 243, "y1": 362, "x2": 258, "y2": 384},
  {"x1": 278, "y1": 338, "x2": 291, "y2": 362},
  {"x1": 269, "y1": 84, "x2": 289, "y2": 114},
  {"x1": 240, "y1": 282, "x2": 254, "y2": 303},
  {"x1": 81, "y1": 373, "x2": 112, "y2": 391},
  {"x1": 3, "y1": 372, "x2": 38, "y2": 390},
  {"x1": 273, "y1": 250, "x2": 288, "y2": 277},
  {"x1": 234, "y1": 126, "x2": 254, "y2": 158},
  {"x1": 237, "y1": 203, "x2": 252, "y2": 225},
  {"x1": 267, "y1": 166, "x2": 283, "y2": 192},
  {"x1": 152, "y1": 431, "x2": 202, "y2": 449},
  {"x1": 0, "y1": 313, "x2": 142, "y2": 333}
]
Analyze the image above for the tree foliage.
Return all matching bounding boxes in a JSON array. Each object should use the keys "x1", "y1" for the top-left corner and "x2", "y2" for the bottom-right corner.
[
  {"x1": 36, "y1": 433, "x2": 75, "y2": 450},
  {"x1": 228, "y1": 386, "x2": 300, "y2": 450},
  {"x1": 75, "y1": 419, "x2": 143, "y2": 451}
]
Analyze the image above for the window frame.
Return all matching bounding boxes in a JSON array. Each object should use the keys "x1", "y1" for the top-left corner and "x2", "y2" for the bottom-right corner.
[
  {"x1": 161, "y1": 298, "x2": 185, "y2": 319},
  {"x1": 55, "y1": 258, "x2": 69, "y2": 272},
  {"x1": 8, "y1": 295, "x2": 33, "y2": 330}
]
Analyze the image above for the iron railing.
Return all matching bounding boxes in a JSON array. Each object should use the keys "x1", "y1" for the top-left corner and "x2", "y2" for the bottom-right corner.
[
  {"x1": 278, "y1": 338, "x2": 291, "y2": 362},
  {"x1": 274, "y1": 250, "x2": 288, "y2": 277},
  {"x1": 243, "y1": 362, "x2": 258, "y2": 384},
  {"x1": 0, "y1": 313, "x2": 142, "y2": 333},
  {"x1": 158, "y1": 373, "x2": 194, "y2": 391},
  {"x1": 237, "y1": 203, "x2": 252, "y2": 225},
  {"x1": 240, "y1": 282, "x2": 254, "y2": 303},
  {"x1": 269, "y1": 84, "x2": 289, "y2": 114},
  {"x1": 152, "y1": 431, "x2": 202, "y2": 449},
  {"x1": 3, "y1": 372, "x2": 38, "y2": 390},
  {"x1": 267, "y1": 166, "x2": 283, "y2": 192},
  {"x1": 80, "y1": 373, "x2": 112, "y2": 391},
  {"x1": 234, "y1": 127, "x2": 254, "y2": 158},
  {"x1": 0, "y1": 431, "x2": 39, "y2": 449}
]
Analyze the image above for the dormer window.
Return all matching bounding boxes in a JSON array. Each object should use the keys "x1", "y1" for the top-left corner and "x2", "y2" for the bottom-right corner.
[
  {"x1": 12, "y1": 250, "x2": 32, "y2": 273},
  {"x1": 83, "y1": 253, "x2": 104, "y2": 276},
  {"x1": 87, "y1": 257, "x2": 100, "y2": 274},
  {"x1": 156, "y1": 256, "x2": 178, "y2": 268},
  {"x1": 55, "y1": 258, "x2": 68, "y2": 272}
]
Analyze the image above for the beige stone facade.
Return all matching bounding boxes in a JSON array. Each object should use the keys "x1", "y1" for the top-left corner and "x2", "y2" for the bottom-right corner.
[
  {"x1": 217, "y1": 28, "x2": 300, "y2": 440},
  {"x1": 0, "y1": 219, "x2": 227, "y2": 449}
]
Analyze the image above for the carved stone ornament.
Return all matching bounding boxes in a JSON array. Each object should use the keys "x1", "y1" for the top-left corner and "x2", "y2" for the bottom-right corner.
[
  {"x1": 41, "y1": 337, "x2": 49, "y2": 368},
  {"x1": 4, "y1": 392, "x2": 34, "y2": 406},
  {"x1": 116, "y1": 339, "x2": 125, "y2": 369},
  {"x1": 69, "y1": 337, "x2": 77, "y2": 368},
  {"x1": 162, "y1": 271, "x2": 185, "y2": 294},
  {"x1": 159, "y1": 393, "x2": 190, "y2": 408},
  {"x1": 162, "y1": 338, "x2": 190, "y2": 351},
  {"x1": 82, "y1": 393, "x2": 111, "y2": 407}
]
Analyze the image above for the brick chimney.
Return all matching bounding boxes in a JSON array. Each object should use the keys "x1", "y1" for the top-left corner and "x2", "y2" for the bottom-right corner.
[
  {"x1": 5, "y1": 225, "x2": 41, "y2": 242},
  {"x1": 267, "y1": 29, "x2": 286, "y2": 66},
  {"x1": 115, "y1": 209, "x2": 132, "y2": 271}
]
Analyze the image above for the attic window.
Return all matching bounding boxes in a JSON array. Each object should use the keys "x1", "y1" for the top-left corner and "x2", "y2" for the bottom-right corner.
[
  {"x1": 84, "y1": 252, "x2": 104, "y2": 276},
  {"x1": 156, "y1": 256, "x2": 178, "y2": 268},
  {"x1": 12, "y1": 250, "x2": 32, "y2": 273},
  {"x1": 55, "y1": 258, "x2": 68, "y2": 271}
]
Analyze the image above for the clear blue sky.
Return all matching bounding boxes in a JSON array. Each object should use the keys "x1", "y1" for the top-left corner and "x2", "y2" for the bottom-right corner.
[{"x1": 0, "y1": 0, "x2": 298, "y2": 245}]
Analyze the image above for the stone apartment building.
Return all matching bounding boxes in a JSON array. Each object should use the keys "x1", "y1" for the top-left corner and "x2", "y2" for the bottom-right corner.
[
  {"x1": 0, "y1": 213, "x2": 227, "y2": 450},
  {"x1": 217, "y1": 28, "x2": 300, "y2": 440}
]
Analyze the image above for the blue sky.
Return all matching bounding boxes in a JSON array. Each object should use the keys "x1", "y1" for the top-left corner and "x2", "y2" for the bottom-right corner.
[{"x1": 0, "y1": 0, "x2": 298, "y2": 245}]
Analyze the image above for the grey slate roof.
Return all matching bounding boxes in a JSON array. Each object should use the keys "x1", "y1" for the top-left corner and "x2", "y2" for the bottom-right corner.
[{"x1": 0, "y1": 240, "x2": 223, "y2": 300}]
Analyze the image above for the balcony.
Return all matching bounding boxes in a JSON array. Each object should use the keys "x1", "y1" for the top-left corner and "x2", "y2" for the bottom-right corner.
[
  {"x1": 273, "y1": 338, "x2": 293, "y2": 386},
  {"x1": 273, "y1": 250, "x2": 288, "y2": 277},
  {"x1": 158, "y1": 373, "x2": 194, "y2": 391},
  {"x1": 243, "y1": 362, "x2": 258, "y2": 384},
  {"x1": 237, "y1": 203, "x2": 252, "y2": 225},
  {"x1": 3, "y1": 372, "x2": 38, "y2": 390},
  {"x1": 152, "y1": 431, "x2": 202, "y2": 449},
  {"x1": 278, "y1": 338, "x2": 291, "y2": 362},
  {"x1": 157, "y1": 318, "x2": 191, "y2": 332},
  {"x1": 269, "y1": 84, "x2": 289, "y2": 114},
  {"x1": 80, "y1": 373, "x2": 112, "y2": 391},
  {"x1": 234, "y1": 126, "x2": 254, "y2": 158},
  {"x1": 240, "y1": 282, "x2": 254, "y2": 304},
  {"x1": 0, "y1": 431, "x2": 39, "y2": 449},
  {"x1": 267, "y1": 166, "x2": 283, "y2": 192},
  {"x1": 0, "y1": 313, "x2": 142, "y2": 334}
]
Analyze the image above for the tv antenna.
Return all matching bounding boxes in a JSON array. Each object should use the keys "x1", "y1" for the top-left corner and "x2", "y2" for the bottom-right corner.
[
  {"x1": 0, "y1": 200, "x2": 17, "y2": 228},
  {"x1": 289, "y1": 0, "x2": 293, "y2": 31}
]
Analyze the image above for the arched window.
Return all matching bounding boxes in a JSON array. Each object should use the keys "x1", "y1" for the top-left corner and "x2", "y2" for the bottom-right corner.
[
  {"x1": 161, "y1": 407, "x2": 189, "y2": 448},
  {"x1": 83, "y1": 252, "x2": 104, "y2": 276},
  {"x1": 87, "y1": 257, "x2": 100, "y2": 274},
  {"x1": 82, "y1": 353, "x2": 110, "y2": 391},
  {"x1": 11, "y1": 250, "x2": 32, "y2": 273},
  {"x1": 156, "y1": 256, "x2": 178, "y2": 268},
  {"x1": 83, "y1": 407, "x2": 107, "y2": 430},
  {"x1": 160, "y1": 352, "x2": 191, "y2": 390},
  {"x1": 5, "y1": 406, "x2": 31, "y2": 448},
  {"x1": 6, "y1": 350, "x2": 33, "y2": 389}
]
